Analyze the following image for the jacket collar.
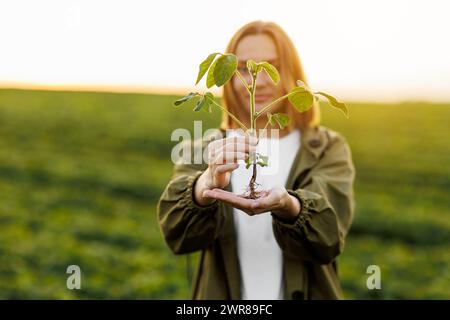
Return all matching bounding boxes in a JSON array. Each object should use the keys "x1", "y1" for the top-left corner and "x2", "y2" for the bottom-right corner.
[
  {"x1": 285, "y1": 125, "x2": 328, "y2": 189},
  {"x1": 300, "y1": 125, "x2": 328, "y2": 160}
]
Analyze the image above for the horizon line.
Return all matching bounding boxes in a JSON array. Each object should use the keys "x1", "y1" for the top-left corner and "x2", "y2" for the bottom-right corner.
[
  {"x1": 0, "y1": 81, "x2": 448, "y2": 104},
  {"x1": 0, "y1": 81, "x2": 199, "y2": 96}
]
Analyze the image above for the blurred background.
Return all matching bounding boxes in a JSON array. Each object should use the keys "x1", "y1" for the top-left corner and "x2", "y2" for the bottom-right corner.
[{"x1": 0, "y1": 0, "x2": 449, "y2": 299}]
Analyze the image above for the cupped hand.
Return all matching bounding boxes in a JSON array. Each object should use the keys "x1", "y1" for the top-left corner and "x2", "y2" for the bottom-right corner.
[
  {"x1": 194, "y1": 134, "x2": 258, "y2": 206},
  {"x1": 203, "y1": 186, "x2": 301, "y2": 222}
]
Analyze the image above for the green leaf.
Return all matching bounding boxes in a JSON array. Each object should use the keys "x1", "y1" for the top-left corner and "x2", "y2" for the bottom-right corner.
[
  {"x1": 245, "y1": 152, "x2": 256, "y2": 169},
  {"x1": 315, "y1": 91, "x2": 349, "y2": 118},
  {"x1": 288, "y1": 86, "x2": 314, "y2": 112},
  {"x1": 267, "y1": 112, "x2": 290, "y2": 129},
  {"x1": 174, "y1": 92, "x2": 198, "y2": 106},
  {"x1": 193, "y1": 92, "x2": 215, "y2": 113},
  {"x1": 257, "y1": 161, "x2": 268, "y2": 167},
  {"x1": 246, "y1": 59, "x2": 258, "y2": 74},
  {"x1": 245, "y1": 153, "x2": 269, "y2": 168},
  {"x1": 193, "y1": 96, "x2": 206, "y2": 112},
  {"x1": 206, "y1": 59, "x2": 218, "y2": 88},
  {"x1": 213, "y1": 54, "x2": 238, "y2": 87},
  {"x1": 244, "y1": 151, "x2": 269, "y2": 169},
  {"x1": 202, "y1": 92, "x2": 215, "y2": 113},
  {"x1": 204, "y1": 92, "x2": 214, "y2": 100},
  {"x1": 259, "y1": 62, "x2": 280, "y2": 84},
  {"x1": 267, "y1": 112, "x2": 275, "y2": 126},
  {"x1": 196, "y1": 53, "x2": 220, "y2": 85},
  {"x1": 257, "y1": 154, "x2": 269, "y2": 167}
]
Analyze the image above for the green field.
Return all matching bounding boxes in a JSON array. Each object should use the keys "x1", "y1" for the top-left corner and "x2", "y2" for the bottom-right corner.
[{"x1": 0, "y1": 88, "x2": 449, "y2": 299}]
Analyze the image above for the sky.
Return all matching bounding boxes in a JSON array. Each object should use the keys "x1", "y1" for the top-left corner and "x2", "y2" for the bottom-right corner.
[{"x1": 0, "y1": 0, "x2": 449, "y2": 102}]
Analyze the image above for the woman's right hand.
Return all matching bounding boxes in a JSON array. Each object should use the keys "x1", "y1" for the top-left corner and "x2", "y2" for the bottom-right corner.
[{"x1": 194, "y1": 135, "x2": 258, "y2": 206}]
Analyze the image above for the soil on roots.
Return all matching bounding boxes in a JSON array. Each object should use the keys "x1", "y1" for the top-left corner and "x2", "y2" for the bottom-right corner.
[{"x1": 238, "y1": 181, "x2": 268, "y2": 199}]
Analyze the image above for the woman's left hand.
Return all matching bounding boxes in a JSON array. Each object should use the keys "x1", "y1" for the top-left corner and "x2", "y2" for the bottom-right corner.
[{"x1": 202, "y1": 187, "x2": 301, "y2": 222}]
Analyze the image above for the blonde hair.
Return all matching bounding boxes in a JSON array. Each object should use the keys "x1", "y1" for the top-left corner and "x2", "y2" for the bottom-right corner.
[{"x1": 221, "y1": 20, "x2": 320, "y2": 131}]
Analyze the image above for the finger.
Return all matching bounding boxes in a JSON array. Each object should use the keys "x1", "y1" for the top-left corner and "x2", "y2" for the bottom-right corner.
[
  {"x1": 207, "y1": 139, "x2": 224, "y2": 154},
  {"x1": 213, "y1": 151, "x2": 248, "y2": 165},
  {"x1": 213, "y1": 135, "x2": 258, "y2": 150},
  {"x1": 216, "y1": 142, "x2": 256, "y2": 155},
  {"x1": 208, "y1": 136, "x2": 258, "y2": 159},
  {"x1": 226, "y1": 135, "x2": 258, "y2": 146},
  {"x1": 215, "y1": 163, "x2": 239, "y2": 174}
]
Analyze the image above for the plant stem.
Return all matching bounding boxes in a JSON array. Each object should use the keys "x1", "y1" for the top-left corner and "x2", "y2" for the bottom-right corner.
[
  {"x1": 249, "y1": 72, "x2": 258, "y2": 198},
  {"x1": 255, "y1": 92, "x2": 291, "y2": 119},
  {"x1": 250, "y1": 73, "x2": 257, "y2": 133},
  {"x1": 235, "y1": 70, "x2": 251, "y2": 95},
  {"x1": 263, "y1": 120, "x2": 271, "y2": 130},
  {"x1": 205, "y1": 96, "x2": 248, "y2": 131}
]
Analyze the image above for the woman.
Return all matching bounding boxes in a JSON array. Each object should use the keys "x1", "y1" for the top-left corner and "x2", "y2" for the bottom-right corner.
[{"x1": 158, "y1": 21, "x2": 355, "y2": 300}]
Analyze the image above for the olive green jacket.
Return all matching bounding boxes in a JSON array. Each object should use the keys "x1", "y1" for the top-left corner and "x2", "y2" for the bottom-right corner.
[{"x1": 157, "y1": 125, "x2": 355, "y2": 300}]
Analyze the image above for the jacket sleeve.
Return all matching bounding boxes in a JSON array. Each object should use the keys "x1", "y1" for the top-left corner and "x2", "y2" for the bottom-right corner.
[
  {"x1": 272, "y1": 132, "x2": 356, "y2": 264},
  {"x1": 157, "y1": 141, "x2": 226, "y2": 255}
]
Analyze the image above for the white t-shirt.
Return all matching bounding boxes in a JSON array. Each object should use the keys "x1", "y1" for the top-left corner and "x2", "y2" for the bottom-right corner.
[{"x1": 227, "y1": 129, "x2": 301, "y2": 300}]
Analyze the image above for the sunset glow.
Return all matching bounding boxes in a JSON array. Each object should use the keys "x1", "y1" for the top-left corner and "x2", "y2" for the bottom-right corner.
[{"x1": 1, "y1": 0, "x2": 449, "y2": 101}]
